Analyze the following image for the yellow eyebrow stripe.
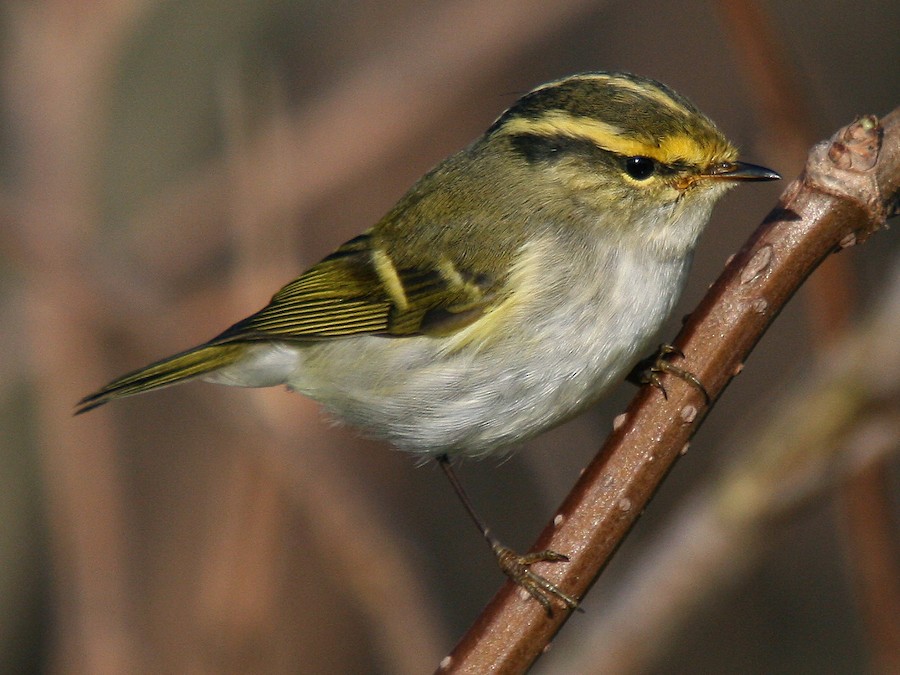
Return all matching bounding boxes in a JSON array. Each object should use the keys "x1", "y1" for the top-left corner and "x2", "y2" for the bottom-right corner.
[{"x1": 499, "y1": 111, "x2": 714, "y2": 166}]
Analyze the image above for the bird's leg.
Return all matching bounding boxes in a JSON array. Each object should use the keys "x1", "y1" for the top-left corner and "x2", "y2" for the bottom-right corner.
[
  {"x1": 627, "y1": 344, "x2": 710, "y2": 403},
  {"x1": 437, "y1": 454, "x2": 579, "y2": 615}
]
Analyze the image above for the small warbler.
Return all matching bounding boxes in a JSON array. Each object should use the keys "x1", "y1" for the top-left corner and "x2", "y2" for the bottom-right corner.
[{"x1": 78, "y1": 72, "x2": 779, "y2": 611}]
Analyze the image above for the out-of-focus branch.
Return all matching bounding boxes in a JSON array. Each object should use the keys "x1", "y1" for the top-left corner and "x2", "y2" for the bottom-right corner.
[
  {"x1": 837, "y1": 454, "x2": 900, "y2": 674},
  {"x1": 4, "y1": 3, "x2": 153, "y2": 673},
  {"x1": 255, "y1": 394, "x2": 450, "y2": 674},
  {"x1": 203, "y1": 74, "x2": 448, "y2": 672},
  {"x1": 716, "y1": 0, "x2": 817, "y2": 166},
  {"x1": 439, "y1": 109, "x2": 898, "y2": 673},
  {"x1": 558, "y1": 256, "x2": 900, "y2": 675},
  {"x1": 716, "y1": 4, "x2": 900, "y2": 669}
]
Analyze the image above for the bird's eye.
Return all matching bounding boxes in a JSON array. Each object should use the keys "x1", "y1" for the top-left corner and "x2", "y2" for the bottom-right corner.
[{"x1": 624, "y1": 156, "x2": 656, "y2": 180}]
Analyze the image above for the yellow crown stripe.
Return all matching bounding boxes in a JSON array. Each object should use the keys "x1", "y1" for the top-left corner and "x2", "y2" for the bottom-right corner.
[
  {"x1": 597, "y1": 74, "x2": 694, "y2": 116},
  {"x1": 499, "y1": 112, "x2": 713, "y2": 166},
  {"x1": 529, "y1": 72, "x2": 694, "y2": 118}
]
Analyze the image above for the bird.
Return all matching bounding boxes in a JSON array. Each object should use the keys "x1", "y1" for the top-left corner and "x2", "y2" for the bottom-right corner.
[{"x1": 77, "y1": 72, "x2": 780, "y2": 612}]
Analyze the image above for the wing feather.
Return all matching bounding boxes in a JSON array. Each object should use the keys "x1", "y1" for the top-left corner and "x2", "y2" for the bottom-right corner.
[{"x1": 213, "y1": 233, "x2": 497, "y2": 343}]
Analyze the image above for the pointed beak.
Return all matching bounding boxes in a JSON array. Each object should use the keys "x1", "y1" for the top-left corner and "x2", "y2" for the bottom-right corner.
[{"x1": 704, "y1": 161, "x2": 781, "y2": 182}]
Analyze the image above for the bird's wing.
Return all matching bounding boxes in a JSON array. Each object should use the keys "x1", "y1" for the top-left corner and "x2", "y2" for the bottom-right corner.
[{"x1": 214, "y1": 232, "x2": 499, "y2": 342}]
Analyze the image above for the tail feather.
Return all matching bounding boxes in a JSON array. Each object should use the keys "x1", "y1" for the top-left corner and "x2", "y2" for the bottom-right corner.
[{"x1": 75, "y1": 343, "x2": 245, "y2": 414}]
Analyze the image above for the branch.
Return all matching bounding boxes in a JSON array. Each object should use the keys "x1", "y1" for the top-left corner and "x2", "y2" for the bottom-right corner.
[
  {"x1": 438, "y1": 109, "x2": 898, "y2": 673},
  {"x1": 559, "y1": 255, "x2": 900, "y2": 674}
]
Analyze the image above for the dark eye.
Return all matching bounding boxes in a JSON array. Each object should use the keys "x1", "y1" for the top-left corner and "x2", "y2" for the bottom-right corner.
[{"x1": 624, "y1": 156, "x2": 656, "y2": 180}]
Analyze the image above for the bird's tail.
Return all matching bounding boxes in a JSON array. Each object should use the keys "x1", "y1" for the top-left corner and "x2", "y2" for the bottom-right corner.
[{"x1": 75, "y1": 342, "x2": 246, "y2": 414}]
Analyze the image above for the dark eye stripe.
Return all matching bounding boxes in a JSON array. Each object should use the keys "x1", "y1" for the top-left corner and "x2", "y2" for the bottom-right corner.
[{"x1": 507, "y1": 132, "x2": 605, "y2": 164}]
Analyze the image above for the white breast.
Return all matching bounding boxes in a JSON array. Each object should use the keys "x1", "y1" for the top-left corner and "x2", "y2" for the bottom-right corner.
[{"x1": 271, "y1": 236, "x2": 691, "y2": 458}]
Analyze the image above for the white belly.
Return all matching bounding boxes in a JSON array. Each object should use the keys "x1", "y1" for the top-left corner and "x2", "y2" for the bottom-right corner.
[{"x1": 286, "y1": 247, "x2": 686, "y2": 456}]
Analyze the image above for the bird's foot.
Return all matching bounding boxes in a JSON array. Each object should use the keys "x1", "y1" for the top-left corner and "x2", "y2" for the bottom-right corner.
[{"x1": 492, "y1": 541, "x2": 579, "y2": 615}]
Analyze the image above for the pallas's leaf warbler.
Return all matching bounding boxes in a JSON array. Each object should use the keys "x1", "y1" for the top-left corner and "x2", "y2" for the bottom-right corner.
[{"x1": 78, "y1": 72, "x2": 779, "y2": 611}]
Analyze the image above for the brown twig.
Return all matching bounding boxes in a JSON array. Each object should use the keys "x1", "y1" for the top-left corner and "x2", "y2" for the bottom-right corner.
[
  {"x1": 439, "y1": 109, "x2": 898, "y2": 673},
  {"x1": 563, "y1": 409, "x2": 900, "y2": 675},
  {"x1": 559, "y1": 259, "x2": 900, "y2": 674}
]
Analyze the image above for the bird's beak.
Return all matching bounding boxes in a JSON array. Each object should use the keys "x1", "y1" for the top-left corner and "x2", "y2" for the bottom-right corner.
[{"x1": 704, "y1": 161, "x2": 781, "y2": 181}]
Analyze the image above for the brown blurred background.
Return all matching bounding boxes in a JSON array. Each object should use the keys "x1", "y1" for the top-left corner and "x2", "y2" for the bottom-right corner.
[{"x1": 1, "y1": 1, "x2": 897, "y2": 673}]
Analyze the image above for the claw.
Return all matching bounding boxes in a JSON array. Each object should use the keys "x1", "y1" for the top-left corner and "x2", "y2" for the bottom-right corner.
[
  {"x1": 492, "y1": 543, "x2": 580, "y2": 615},
  {"x1": 629, "y1": 344, "x2": 710, "y2": 404}
]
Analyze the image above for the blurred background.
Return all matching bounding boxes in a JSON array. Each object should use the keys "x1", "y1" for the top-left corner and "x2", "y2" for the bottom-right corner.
[{"x1": 1, "y1": 1, "x2": 897, "y2": 673}]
